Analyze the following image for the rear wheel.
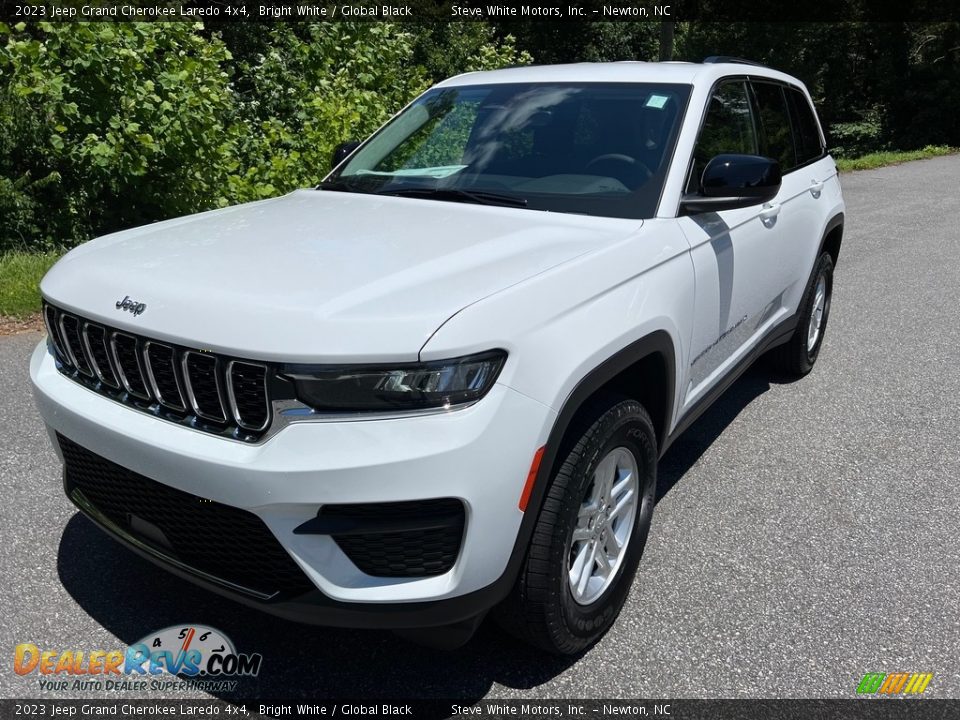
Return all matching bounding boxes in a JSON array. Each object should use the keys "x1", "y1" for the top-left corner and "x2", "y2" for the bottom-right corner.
[
  {"x1": 771, "y1": 252, "x2": 834, "y2": 377},
  {"x1": 496, "y1": 398, "x2": 658, "y2": 655}
]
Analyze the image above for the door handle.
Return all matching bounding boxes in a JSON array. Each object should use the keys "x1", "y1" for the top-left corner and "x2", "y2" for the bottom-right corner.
[
  {"x1": 759, "y1": 203, "x2": 781, "y2": 223},
  {"x1": 810, "y1": 180, "x2": 824, "y2": 198}
]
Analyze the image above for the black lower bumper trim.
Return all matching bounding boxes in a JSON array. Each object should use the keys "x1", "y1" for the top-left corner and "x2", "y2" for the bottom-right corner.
[{"x1": 68, "y1": 489, "x2": 507, "y2": 630}]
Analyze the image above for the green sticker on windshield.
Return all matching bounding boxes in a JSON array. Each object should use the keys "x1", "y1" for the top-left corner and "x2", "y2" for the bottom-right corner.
[{"x1": 646, "y1": 94, "x2": 669, "y2": 109}]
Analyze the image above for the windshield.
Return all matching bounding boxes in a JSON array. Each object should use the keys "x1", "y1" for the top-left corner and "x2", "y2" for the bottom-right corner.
[{"x1": 324, "y1": 82, "x2": 692, "y2": 219}]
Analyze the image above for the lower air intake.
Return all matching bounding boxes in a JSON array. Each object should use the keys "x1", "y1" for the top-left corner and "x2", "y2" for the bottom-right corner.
[
  {"x1": 58, "y1": 434, "x2": 315, "y2": 598},
  {"x1": 320, "y1": 499, "x2": 466, "y2": 578}
]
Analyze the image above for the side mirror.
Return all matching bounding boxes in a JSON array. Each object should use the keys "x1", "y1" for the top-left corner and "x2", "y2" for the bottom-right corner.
[
  {"x1": 331, "y1": 140, "x2": 361, "y2": 168},
  {"x1": 680, "y1": 154, "x2": 781, "y2": 215}
]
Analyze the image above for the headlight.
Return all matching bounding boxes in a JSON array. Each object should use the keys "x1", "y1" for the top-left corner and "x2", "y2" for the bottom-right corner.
[{"x1": 282, "y1": 350, "x2": 506, "y2": 413}]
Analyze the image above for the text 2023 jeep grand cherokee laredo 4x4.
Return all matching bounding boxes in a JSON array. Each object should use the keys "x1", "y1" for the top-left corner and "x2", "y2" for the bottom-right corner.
[{"x1": 31, "y1": 59, "x2": 844, "y2": 655}]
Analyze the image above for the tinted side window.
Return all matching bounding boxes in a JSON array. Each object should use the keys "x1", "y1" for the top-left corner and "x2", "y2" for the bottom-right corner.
[
  {"x1": 752, "y1": 82, "x2": 797, "y2": 172},
  {"x1": 786, "y1": 87, "x2": 824, "y2": 165},
  {"x1": 687, "y1": 81, "x2": 758, "y2": 193}
]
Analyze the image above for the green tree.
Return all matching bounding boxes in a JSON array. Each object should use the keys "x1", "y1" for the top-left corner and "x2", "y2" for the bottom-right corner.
[
  {"x1": 0, "y1": 21, "x2": 529, "y2": 251},
  {"x1": 224, "y1": 23, "x2": 432, "y2": 201},
  {"x1": 412, "y1": 22, "x2": 531, "y2": 82},
  {"x1": 0, "y1": 22, "x2": 234, "y2": 248},
  {"x1": 499, "y1": 22, "x2": 660, "y2": 64}
]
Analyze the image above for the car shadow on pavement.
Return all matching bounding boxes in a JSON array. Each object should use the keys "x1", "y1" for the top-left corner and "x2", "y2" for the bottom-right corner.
[
  {"x1": 56, "y1": 515, "x2": 574, "y2": 703},
  {"x1": 656, "y1": 362, "x2": 776, "y2": 503}
]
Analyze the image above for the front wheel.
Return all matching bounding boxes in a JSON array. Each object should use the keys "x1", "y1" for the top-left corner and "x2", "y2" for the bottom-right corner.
[
  {"x1": 496, "y1": 398, "x2": 658, "y2": 655},
  {"x1": 771, "y1": 252, "x2": 834, "y2": 377}
]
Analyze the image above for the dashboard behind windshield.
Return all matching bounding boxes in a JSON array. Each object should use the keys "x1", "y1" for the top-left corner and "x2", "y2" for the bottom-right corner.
[{"x1": 326, "y1": 82, "x2": 692, "y2": 219}]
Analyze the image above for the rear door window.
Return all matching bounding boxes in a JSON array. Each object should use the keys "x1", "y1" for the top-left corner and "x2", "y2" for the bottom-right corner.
[
  {"x1": 786, "y1": 87, "x2": 824, "y2": 165},
  {"x1": 751, "y1": 82, "x2": 797, "y2": 172}
]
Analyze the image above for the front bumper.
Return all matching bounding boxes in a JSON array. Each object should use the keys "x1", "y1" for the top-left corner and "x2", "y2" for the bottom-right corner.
[{"x1": 30, "y1": 340, "x2": 555, "y2": 626}]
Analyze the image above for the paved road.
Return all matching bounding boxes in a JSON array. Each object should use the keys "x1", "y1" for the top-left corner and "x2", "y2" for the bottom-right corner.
[{"x1": 2, "y1": 155, "x2": 959, "y2": 703}]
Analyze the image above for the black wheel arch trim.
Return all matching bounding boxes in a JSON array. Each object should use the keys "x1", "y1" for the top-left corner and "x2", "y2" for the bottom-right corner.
[
  {"x1": 490, "y1": 330, "x2": 677, "y2": 589},
  {"x1": 819, "y1": 212, "x2": 844, "y2": 262},
  {"x1": 527, "y1": 328, "x2": 676, "y2": 472},
  {"x1": 823, "y1": 211, "x2": 844, "y2": 237}
]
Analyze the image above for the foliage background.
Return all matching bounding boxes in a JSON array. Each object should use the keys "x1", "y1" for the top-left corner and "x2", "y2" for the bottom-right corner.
[{"x1": 1, "y1": 20, "x2": 958, "y2": 255}]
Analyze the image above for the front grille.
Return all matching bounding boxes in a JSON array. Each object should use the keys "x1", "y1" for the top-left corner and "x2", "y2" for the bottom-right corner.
[
  {"x1": 321, "y1": 499, "x2": 466, "y2": 577},
  {"x1": 84, "y1": 324, "x2": 119, "y2": 389},
  {"x1": 113, "y1": 332, "x2": 150, "y2": 399},
  {"x1": 183, "y1": 352, "x2": 227, "y2": 422},
  {"x1": 145, "y1": 342, "x2": 185, "y2": 410},
  {"x1": 227, "y1": 362, "x2": 270, "y2": 431},
  {"x1": 43, "y1": 304, "x2": 70, "y2": 367},
  {"x1": 43, "y1": 302, "x2": 272, "y2": 442},
  {"x1": 59, "y1": 434, "x2": 315, "y2": 599},
  {"x1": 60, "y1": 314, "x2": 93, "y2": 377}
]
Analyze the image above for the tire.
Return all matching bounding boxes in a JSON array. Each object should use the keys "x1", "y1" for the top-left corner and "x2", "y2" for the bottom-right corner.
[
  {"x1": 771, "y1": 252, "x2": 834, "y2": 377},
  {"x1": 496, "y1": 397, "x2": 658, "y2": 655}
]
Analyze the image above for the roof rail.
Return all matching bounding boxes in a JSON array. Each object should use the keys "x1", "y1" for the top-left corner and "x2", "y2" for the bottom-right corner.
[{"x1": 702, "y1": 56, "x2": 767, "y2": 68}]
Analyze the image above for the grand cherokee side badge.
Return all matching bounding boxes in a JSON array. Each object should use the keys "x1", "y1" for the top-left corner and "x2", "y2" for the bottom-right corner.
[{"x1": 116, "y1": 295, "x2": 147, "y2": 316}]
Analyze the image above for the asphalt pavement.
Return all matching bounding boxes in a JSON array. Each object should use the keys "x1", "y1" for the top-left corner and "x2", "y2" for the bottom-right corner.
[{"x1": 2, "y1": 155, "x2": 959, "y2": 702}]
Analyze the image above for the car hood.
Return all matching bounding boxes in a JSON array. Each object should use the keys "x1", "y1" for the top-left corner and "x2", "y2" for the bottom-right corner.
[{"x1": 41, "y1": 189, "x2": 640, "y2": 362}]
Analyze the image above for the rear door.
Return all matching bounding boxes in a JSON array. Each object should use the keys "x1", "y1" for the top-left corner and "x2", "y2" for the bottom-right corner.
[{"x1": 750, "y1": 80, "x2": 834, "y2": 315}]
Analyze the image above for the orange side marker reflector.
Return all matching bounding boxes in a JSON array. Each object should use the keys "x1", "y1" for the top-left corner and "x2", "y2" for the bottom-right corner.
[{"x1": 519, "y1": 446, "x2": 546, "y2": 512}]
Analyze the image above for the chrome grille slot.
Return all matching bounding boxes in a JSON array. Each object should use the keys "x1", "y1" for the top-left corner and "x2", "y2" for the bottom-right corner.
[
  {"x1": 43, "y1": 304, "x2": 71, "y2": 368},
  {"x1": 83, "y1": 323, "x2": 119, "y2": 389},
  {"x1": 227, "y1": 361, "x2": 270, "y2": 431},
  {"x1": 41, "y1": 302, "x2": 274, "y2": 442},
  {"x1": 111, "y1": 332, "x2": 151, "y2": 400},
  {"x1": 59, "y1": 314, "x2": 94, "y2": 377},
  {"x1": 144, "y1": 342, "x2": 185, "y2": 411},
  {"x1": 183, "y1": 352, "x2": 227, "y2": 423}
]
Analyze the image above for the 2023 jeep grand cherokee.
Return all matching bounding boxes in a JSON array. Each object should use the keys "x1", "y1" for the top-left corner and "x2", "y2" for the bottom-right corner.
[{"x1": 31, "y1": 59, "x2": 844, "y2": 655}]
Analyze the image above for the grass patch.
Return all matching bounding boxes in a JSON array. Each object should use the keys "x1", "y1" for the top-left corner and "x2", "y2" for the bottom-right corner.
[
  {"x1": 0, "y1": 251, "x2": 60, "y2": 318},
  {"x1": 836, "y1": 145, "x2": 956, "y2": 172}
]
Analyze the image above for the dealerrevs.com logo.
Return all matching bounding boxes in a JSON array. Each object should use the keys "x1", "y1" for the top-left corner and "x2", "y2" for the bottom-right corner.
[{"x1": 13, "y1": 625, "x2": 262, "y2": 693}]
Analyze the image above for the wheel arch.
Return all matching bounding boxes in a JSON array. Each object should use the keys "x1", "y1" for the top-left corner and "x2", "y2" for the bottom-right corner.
[
  {"x1": 519, "y1": 330, "x2": 675, "y2": 529},
  {"x1": 548, "y1": 330, "x2": 676, "y2": 458},
  {"x1": 819, "y1": 212, "x2": 844, "y2": 266}
]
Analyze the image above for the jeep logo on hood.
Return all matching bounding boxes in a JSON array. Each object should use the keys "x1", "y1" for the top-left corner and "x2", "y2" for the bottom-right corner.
[{"x1": 115, "y1": 295, "x2": 147, "y2": 316}]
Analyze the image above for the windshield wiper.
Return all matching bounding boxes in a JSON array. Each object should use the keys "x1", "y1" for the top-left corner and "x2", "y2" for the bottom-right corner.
[
  {"x1": 376, "y1": 187, "x2": 528, "y2": 208},
  {"x1": 317, "y1": 177, "x2": 379, "y2": 193}
]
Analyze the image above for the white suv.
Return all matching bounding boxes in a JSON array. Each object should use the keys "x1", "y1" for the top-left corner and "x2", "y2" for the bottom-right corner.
[{"x1": 31, "y1": 59, "x2": 844, "y2": 655}]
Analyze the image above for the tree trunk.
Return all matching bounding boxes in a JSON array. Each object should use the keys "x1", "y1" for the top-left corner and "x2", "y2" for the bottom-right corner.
[{"x1": 659, "y1": 22, "x2": 675, "y2": 61}]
